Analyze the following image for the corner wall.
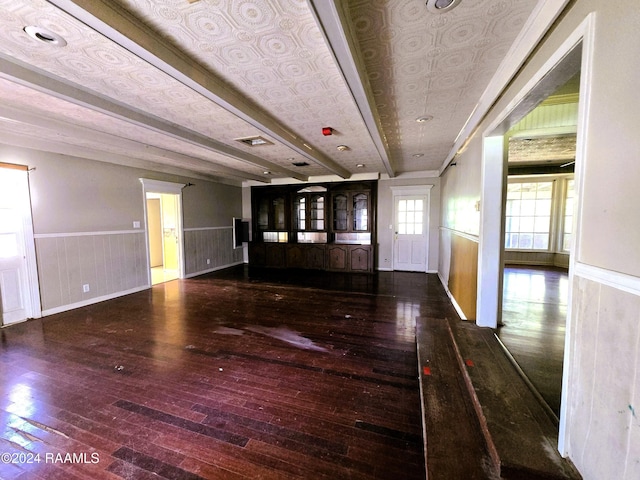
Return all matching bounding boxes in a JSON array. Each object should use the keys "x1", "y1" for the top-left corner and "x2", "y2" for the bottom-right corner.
[{"x1": 0, "y1": 145, "x2": 243, "y2": 315}]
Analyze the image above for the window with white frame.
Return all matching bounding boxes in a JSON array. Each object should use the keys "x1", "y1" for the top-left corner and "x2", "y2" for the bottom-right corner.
[
  {"x1": 562, "y1": 179, "x2": 575, "y2": 251},
  {"x1": 505, "y1": 181, "x2": 553, "y2": 250},
  {"x1": 505, "y1": 176, "x2": 575, "y2": 252}
]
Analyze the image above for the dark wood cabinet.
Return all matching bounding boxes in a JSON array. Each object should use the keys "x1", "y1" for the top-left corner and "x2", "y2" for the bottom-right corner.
[
  {"x1": 250, "y1": 181, "x2": 376, "y2": 273},
  {"x1": 327, "y1": 245, "x2": 348, "y2": 271},
  {"x1": 331, "y1": 190, "x2": 370, "y2": 233},
  {"x1": 350, "y1": 246, "x2": 373, "y2": 272}
]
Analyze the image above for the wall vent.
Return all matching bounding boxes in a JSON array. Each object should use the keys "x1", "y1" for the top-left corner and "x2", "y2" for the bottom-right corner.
[{"x1": 235, "y1": 136, "x2": 273, "y2": 147}]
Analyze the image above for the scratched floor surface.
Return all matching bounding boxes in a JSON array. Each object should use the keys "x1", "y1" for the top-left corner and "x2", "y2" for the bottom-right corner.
[{"x1": 0, "y1": 266, "x2": 438, "y2": 479}]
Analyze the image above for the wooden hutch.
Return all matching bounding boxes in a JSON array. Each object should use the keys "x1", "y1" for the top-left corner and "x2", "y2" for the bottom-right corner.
[{"x1": 248, "y1": 181, "x2": 376, "y2": 273}]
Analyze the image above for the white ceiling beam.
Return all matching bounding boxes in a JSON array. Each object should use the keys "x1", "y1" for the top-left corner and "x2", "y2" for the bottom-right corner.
[
  {"x1": 0, "y1": 104, "x2": 267, "y2": 183},
  {"x1": 0, "y1": 130, "x2": 240, "y2": 185},
  {"x1": 49, "y1": 0, "x2": 351, "y2": 179},
  {"x1": 309, "y1": 0, "x2": 396, "y2": 178},
  {"x1": 0, "y1": 53, "x2": 304, "y2": 181}
]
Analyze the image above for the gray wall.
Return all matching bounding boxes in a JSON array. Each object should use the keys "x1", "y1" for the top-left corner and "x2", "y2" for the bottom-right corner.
[{"x1": 0, "y1": 145, "x2": 243, "y2": 314}]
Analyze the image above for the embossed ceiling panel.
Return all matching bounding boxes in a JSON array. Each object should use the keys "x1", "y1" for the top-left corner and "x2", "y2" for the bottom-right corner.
[
  {"x1": 348, "y1": 0, "x2": 538, "y2": 172},
  {"x1": 0, "y1": 0, "x2": 551, "y2": 182},
  {"x1": 109, "y1": 0, "x2": 385, "y2": 173},
  {"x1": 509, "y1": 135, "x2": 577, "y2": 164}
]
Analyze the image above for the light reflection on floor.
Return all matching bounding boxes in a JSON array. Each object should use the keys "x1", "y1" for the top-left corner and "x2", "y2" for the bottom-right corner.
[{"x1": 151, "y1": 267, "x2": 178, "y2": 285}]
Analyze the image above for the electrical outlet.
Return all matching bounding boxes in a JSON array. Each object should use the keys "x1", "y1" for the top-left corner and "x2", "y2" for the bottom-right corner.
[
  {"x1": 82, "y1": 284, "x2": 90, "y2": 293},
  {"x1": 133, "y1": 221, "x2": 141, "y2": 228},
  {"x1": 206, "y1": 259, "x2": 211, "y2": 265}
]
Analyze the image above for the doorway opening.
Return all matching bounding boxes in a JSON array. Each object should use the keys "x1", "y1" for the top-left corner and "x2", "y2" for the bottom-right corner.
[
  {"x1": 479, "y1": 18, "x2": 593, "y2": 450},
  {"x1": 499, "y1": 71, "x2": 579, "y2": 419},
  {"x1": 146, "y1": 192, "x2": 180, "y2": 285},
  {"x1": 0, "y1": 165, "x2": 40, "y2": 325},
  {"x1": 140, "y1": 179, "x2": 185, "y2": 286}
]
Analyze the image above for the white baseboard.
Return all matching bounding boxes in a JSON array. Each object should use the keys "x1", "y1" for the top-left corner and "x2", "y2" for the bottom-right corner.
[
  {"x1": 437, "y1": 272, "x2": 467, "y2": 320},
  {"x1": 41, "y1": 285, "x2": 150, "y2": 317},
  {"x1": 184, "y1": 261, "x2": 244, "y2": 278}
]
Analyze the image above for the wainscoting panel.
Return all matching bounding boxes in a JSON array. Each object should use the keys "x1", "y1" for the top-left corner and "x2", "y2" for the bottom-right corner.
[
  {"x1": 184, "y1": 227, "x2": 243, "y2": 276},
  {"x1": 448, "y1": 233, "x2": 479, "y2": 320},
  {"x1": 35, "y1": 231, "x2": 148, "y2": 313}
]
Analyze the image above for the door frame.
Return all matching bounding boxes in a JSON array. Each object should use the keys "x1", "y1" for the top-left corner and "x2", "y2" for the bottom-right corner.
[
  {"x1": 390, "y1": 185, "x2": 432, "y2": 272},
  {"x1": 478, "y1": 14, "x2": 595, "y2": 454},
  {"x1": 0, "y1": 165, "x2": 41, "y2": 324},
  {"x1": 139, "y1": 179, "x2": 186, "y2": 285}
]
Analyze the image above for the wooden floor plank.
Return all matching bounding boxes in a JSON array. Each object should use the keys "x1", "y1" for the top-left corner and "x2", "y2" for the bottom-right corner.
[
  {"x1": 0, "y1": 267, "x2": 429, "y2": 479},
  {"x1": 417, "y1": 317, "x2": 499, "y2": 480}
]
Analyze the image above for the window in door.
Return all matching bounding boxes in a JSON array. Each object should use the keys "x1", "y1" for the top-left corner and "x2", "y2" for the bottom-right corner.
[{"x1": 397, "y1": 198, "x2": 424, "y2": 235}]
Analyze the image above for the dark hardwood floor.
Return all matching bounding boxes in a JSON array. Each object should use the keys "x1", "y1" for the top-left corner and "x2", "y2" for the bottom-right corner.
[
  {"x1": 498, "y1": 266, "x2": 568, "y2": 417},
  {"x1": 0, "y1": 266, "x2": 442, "y2": 480}
]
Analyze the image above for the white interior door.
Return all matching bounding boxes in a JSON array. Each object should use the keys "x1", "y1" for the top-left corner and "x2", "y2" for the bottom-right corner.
[
  {"x1": 0, "y1": 168, "x2": 33, "y2": 325},
  {"x1": 393, "y1": 195, "x2": 428, "y2": 272}
]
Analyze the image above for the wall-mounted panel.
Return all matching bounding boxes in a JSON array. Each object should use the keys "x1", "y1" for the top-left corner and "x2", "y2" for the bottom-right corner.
[
  {"x1": 35, "y1": 231, "x2": 147, "y2": 313},
  {"x1": 448, "y1": 233, "x2": 478, "y2": 320}
]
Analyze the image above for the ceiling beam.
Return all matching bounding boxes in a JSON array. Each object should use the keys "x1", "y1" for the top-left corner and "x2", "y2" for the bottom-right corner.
[
  {"x1": 0, "y1": 104, "x2": 267, "y2": 183},
  {"x1": 49, "y1": 0, "x2": 351, "y2": 179},
  {"x1": 0, "y1": 53, "x2": 304, "y2": 181},
  {"x1": 0, "y1": 130, "x2": 240, "y2": 185},
  {"x1": 309, "y1": 0, "x2": 396, "y2": 178}
]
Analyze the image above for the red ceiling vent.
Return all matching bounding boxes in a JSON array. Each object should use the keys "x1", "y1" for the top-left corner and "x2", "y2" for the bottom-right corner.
[{"x1": 322, "y1": 127, "x2": 333, "y2": 136}]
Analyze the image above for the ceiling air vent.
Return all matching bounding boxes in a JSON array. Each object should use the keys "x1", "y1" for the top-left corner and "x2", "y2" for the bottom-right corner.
[{"x1": 235, "y1": 136, "x2": 273, "y2": 147}]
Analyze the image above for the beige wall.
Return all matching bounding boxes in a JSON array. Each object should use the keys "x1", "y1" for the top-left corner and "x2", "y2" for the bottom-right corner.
[{"x1": 440, "y1": 1, "x2": 640, "y2": 479}]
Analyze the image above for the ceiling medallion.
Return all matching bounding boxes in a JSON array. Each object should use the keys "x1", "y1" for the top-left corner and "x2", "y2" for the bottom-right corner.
[
  {"x1": 24, "y1": 26, "x2": 67, "y2": 47},
  {"x1": 426, "y1": 0, "x2": 462, "y2": 14}
]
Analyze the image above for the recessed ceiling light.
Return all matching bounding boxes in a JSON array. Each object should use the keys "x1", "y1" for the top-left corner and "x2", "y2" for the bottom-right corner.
[
  {"x1": 263, "y1": 171, "x2": 272, "y2": 175},
  {"x1": 413, "y1": 154, "x2": 424, "y2": 158},
  {"x1": 292, "y1": 161, "x2": 309, "y2": 167},
  {"x1": 24, "y1": 26, "x2": 67, "y2": 47},
  {"x1": 416, "y1": 115, "x2": 433, "y2": 123},
  {"x1": 356, "y1": 164, "x2": 365, "y2": 168},
  {"x1": 337, "y1": 145, "x2": 349, "y2": 151},
  {"x1": 426, "y1": 0, "x2": 462, "y2": 13}
]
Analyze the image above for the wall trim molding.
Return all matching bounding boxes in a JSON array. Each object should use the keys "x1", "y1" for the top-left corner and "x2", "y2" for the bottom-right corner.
[
  {"x1": 440, "y1": 227, "x2": 479, "y2": 244},
  {"x1": 34, "y1": 229, "x2": 143, "y2": 238},
  {"x1": 41, "y1": 285, "x2": 149, "y2": 317},
  {"x1": 183, "y1": 226, "x2": 232, "y2": 232},
  {"x1": 574, "y1": 262, "x2": 640, "y2": 297}
]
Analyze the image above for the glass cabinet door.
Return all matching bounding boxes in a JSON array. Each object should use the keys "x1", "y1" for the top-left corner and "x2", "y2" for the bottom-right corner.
[
  {"x1": 273, "y1": 196, "x2": 286, "y2": 230},
  {"x1": 257, "y1": 197, "x2": 269, "y2": 230},
  {"x1": 294, "y1": 195, "x2": 306, "y2": 230},
  {"x1": 333, "y1": 193, "x2": 348, "y2": 231},
  {"x1": 353, "y1": 192, "x2": 368, "y2": 231},
  {"x1": 310, "y1": 194, "x2": 325, "y2": 230}
]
